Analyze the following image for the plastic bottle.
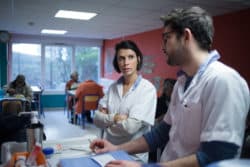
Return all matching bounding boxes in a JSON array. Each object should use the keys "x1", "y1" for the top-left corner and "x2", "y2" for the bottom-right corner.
[
  {"x1": 14, "y1": 155, "x2": 26, "y2": 167},
  {"x1": 26, "y1": 142, "x2": 41, "y2": 166}
]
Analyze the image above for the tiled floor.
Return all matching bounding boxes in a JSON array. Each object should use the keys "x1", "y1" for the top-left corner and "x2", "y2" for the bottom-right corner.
[{"x1": 40, "y1": 110, "x2": 101, "y2": 141}]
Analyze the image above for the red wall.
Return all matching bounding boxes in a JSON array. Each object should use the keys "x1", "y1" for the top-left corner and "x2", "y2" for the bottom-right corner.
[
  {"x1": 213, "y1": 8, "x2": 250, "y2": 85},
  {"x1": 101, "y1": 8, "x2": 250, "y2": 87},
  {"x1": 101, "y1": 29, "x2": 179, "y2": 94}
]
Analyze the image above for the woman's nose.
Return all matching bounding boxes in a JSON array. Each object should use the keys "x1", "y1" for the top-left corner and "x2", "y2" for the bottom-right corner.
[{"x1": 124, "y1": 58, "x2": 129, "y2": 64}]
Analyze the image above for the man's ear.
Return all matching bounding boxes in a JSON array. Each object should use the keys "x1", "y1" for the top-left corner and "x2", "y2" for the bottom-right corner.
[{"x1": 183, "y1": 28, "x2": 192, "y2": 41}]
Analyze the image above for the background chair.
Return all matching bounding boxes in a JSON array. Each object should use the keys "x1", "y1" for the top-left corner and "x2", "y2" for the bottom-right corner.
[
  {"x1": 75, "y1": 94, "x2": 100, "y2": 128},
  {"x1": 31, "y1": 85, "x2": 44, "y2": 118},
  {"x1": 64, "y1": 92, "x2": 68, "y2": 116},
  {"x1": 0, "y1": 98, "x2": 26, "y2": 114},
  {"x1": 67, "y1": 90, "x2": 77, "y2": 123}
]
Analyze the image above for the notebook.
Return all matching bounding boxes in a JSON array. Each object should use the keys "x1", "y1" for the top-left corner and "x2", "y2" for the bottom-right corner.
[{"x1": 59, "y1": 150, "x2": 133, "y2": 167}]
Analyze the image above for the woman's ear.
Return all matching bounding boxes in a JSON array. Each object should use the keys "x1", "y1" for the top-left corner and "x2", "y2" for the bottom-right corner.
[
  {"x1": 137, "y1": 56, "x2": 140, "y2": 64},
  {"x1": 137, "y1": 57, "x2": 141, "y2": 71}
]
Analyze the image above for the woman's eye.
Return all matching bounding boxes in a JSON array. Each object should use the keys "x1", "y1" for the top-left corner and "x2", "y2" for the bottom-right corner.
[{"x1": 128, "y1": 55, "x2": 134, "y2": 59}]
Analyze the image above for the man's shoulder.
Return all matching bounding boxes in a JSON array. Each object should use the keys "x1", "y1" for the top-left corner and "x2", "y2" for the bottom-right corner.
[
  {"x1": 205, "y1": 61, "x2": 244, "y2": 81},
  {"x1": 203, "y1": 61, "x2": 249, "y2": 92}
]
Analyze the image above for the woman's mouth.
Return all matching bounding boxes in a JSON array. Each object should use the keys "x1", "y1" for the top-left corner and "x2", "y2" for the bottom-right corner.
[{"x1": 122, "y1": 68, "x2": 130, "y2": 72}]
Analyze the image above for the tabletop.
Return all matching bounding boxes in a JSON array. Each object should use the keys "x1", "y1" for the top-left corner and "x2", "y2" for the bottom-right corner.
[
  {"x1": 1, "y1": 135, "x2": 97, "y2": 166},
  {"x1": 31, "y1": 86, "x2": 42, "y2": 93}
]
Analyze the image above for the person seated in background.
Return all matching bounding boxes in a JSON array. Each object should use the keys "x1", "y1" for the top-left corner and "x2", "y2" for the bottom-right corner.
[
  {"x1": 93, "y1": 40, "x2": 157, "y2": 163},
  {"x1": 155, "y1": 78, "x2": 176, "y2": 122},
  {"x1": 65, "y1": 71, "x2": 79, "y2": 91},
  {"x1": 75, "y1": 79, "x2": 104, "y2": 123},
  {"x1": 65, "y1": 71, "x2": 79, "y2": 111},
  {"x1": 3, "y1": 74, "x2": 32, "y2": 113},
  {"x1": 149, "y1": 78, "x2": 176, "y2": 162}
]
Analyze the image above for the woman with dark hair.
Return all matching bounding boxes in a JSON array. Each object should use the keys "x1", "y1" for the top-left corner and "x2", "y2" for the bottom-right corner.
[
  {"x1": 3, "y1": 74, "x2": 32, "y2": 112},
  {"x1": 94, "y1": 40, "x2": 157, "y2": 162},
  {"x1": 155, "y1": 78, "x2": 176, "y2": 122}
]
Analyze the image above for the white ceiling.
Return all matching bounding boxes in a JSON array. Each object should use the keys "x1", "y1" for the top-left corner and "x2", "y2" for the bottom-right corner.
[{"x1": 0, "y1": 0, "x2": 249, "y2": 40}]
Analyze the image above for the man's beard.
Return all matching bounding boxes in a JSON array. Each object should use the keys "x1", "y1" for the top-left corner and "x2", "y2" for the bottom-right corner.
[
  {"x1": 166, "y1": 43, "x2": 188, "y2": 66},
  {"x1": 166, "y1": 50, "x2": 184, "y2": 66}
]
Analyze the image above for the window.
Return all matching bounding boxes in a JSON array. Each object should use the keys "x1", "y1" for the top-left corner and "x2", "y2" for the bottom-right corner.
[
  {"x1": 12, "y1": 43, "x2": 41, "y2": 85},
  {"x1": 45, "y1": 45, "x2": 72, "y2": 90},
  {"x1": 75, "y1": 46, "x2": 100, "y2": 82},
  {"x1": 11, "y1": 42, "x2": 101, "y2": 93}
]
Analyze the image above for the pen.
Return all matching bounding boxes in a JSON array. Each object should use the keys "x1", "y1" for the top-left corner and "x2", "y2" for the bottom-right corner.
[
  {"x1": 69, "y1": 147, "x2": 94, "y2": 155},
  {"x1": 70, "y1": 147, "x2": 89, "y2": 152}
]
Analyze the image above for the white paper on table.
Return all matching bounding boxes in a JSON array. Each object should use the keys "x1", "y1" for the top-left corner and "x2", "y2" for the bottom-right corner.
[{"x1": 91, "y1": 154, "x2": 116, "y2": 167}]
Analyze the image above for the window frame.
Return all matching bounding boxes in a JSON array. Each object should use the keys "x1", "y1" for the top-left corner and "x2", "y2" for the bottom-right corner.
[{"x1": 8, "y1": 34, "x2": 103, "y2": 94}]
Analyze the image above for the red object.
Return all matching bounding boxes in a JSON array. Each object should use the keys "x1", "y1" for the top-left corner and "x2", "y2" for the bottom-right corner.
[{"x1": 75, "y1": 80, "x2": 104, "y2": 114}]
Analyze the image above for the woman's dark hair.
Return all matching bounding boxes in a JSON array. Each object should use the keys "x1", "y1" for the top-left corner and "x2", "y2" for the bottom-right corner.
[{"x1": 113, "y1": 40, "x2": 143, "y2": 73}]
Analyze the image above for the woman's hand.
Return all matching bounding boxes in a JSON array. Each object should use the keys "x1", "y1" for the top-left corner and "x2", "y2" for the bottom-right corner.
[
  {"x1": 99, "y1": 107, "x2": 108, "y2": 114},
  {"x1": 114, "y1": 113, "x2": 128, "y2": 123},
  {"x1": 7, "y1": 88, "x2": 16, "y2": 96},
  {"x1": 100, "y1": 108, "x2": 108, "y2": 114}
]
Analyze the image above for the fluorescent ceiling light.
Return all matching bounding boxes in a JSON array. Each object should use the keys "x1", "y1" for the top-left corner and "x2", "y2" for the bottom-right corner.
[
  {"x1": 41, "y1": 29, "x2": 67, "y2": 35},
  {"x1": 55, "y1": 10, "x2": 97, "y2": 20}
]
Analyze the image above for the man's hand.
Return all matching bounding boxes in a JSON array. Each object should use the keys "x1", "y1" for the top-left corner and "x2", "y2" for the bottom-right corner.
[
  {"x1": 89, "y1": 139, "x2": 118, "y2": 154},
  {"x1": 114, "y1": 113, "x2": 128, "y2": 123},
  {"x1": 105, "y1": 160, "x2": 141, "y2": 167}
]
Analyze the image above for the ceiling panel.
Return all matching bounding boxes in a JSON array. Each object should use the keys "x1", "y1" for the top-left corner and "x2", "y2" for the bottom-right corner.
[{"x1": 0, "y1": 0, "x2": 249, "y2": 39}]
